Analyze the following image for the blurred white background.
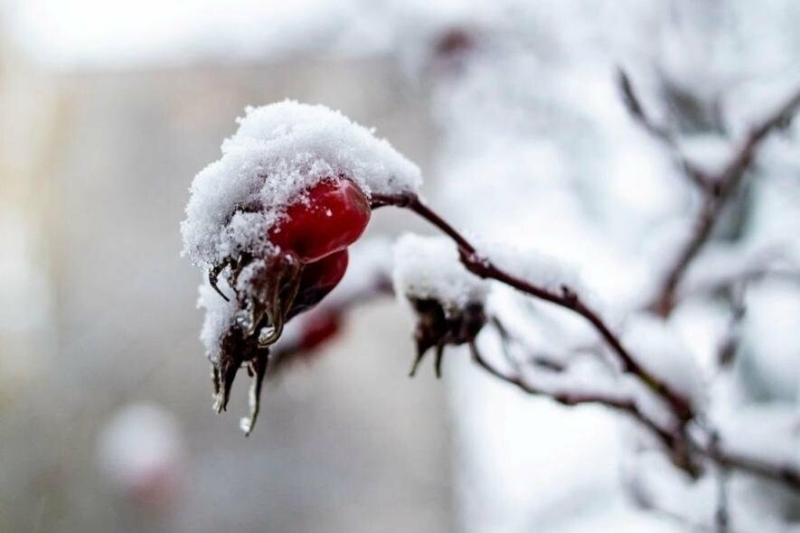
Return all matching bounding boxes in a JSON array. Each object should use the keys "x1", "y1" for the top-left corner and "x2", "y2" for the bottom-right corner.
[{"x1": 3, "y1": 1, "x2": 800, "y2": 532}]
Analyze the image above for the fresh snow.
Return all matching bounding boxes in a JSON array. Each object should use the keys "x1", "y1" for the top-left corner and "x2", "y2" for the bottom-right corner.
[
  {"x1": 478, "y1": 238, "x2": 587, "y2": 297},
  {"x1": 393, "y1": 233, "x2": 488, "y2": 311},
  {"x1": 196, "y1": 281, "x2": 237, "y2": 364},
  {"x1": 623, "y1": 314, "x2": 705, "y2": 406},
  {"x1": 181, "y1": 100, "x2": 421, "y2": 267}
]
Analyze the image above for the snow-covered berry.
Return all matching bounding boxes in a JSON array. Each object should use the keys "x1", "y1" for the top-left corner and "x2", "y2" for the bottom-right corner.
[{"x1": 183, "y1": 101, "x2": 422, "y2": 434}]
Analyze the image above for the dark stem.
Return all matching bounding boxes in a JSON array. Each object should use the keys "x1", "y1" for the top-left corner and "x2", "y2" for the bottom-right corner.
[
  {"x1": 468, "y1": 341, "x2": 680, "y2": 457},
  {"x1": 703, "y1": 444, "x2": 800, "y2": 490}
]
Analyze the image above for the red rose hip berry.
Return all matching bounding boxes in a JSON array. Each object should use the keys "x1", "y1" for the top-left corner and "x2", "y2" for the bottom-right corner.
[
  {"x1": 269, "y1": 178, "x2": 370, "y2": 263},
  {"x1": 288, "y1": 249, "x2": 349, "y2": 319}
]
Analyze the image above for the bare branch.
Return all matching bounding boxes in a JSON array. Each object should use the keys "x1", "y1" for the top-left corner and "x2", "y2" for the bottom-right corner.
[
  {"x1": 490, "y1": 315, "x2": 567, "y2": 373},
  {"x1": 467, "y1": 341, "x2": 678, "y2": 453},
  {"x1": 710, "y1": 432, "x2": 730, "y2": 533},
  {"x1": 617, "y1": 68, "x2": 711, "y2": 190},
  {"x1": 700, "y1": 444, "x2": 800, "y2": 491}
]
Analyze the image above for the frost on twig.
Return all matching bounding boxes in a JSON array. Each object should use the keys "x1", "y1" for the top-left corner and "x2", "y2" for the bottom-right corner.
[
  {"x1": 477, "y1": 238, "x2": 587, "y2": 299},
  {"x1": 622, "y1": 315, "x2": 705, "y2": 411},
  {"x1": 619, "y1": 315, "x2": 706, "y2": 447}
]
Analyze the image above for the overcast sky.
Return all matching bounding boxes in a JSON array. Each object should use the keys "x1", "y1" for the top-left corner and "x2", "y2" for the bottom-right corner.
[{"x1": 5, "y1": 0, "x2": 397, "y2": 68}]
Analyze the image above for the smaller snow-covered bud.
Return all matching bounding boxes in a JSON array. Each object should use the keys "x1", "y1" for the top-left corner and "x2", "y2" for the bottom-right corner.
[
  {"x1": 408, "y1": 297, "x2": 486, "y2": 378},
  {"x1": 393, "y1": 234, "x2": 489, "y2": 377}
]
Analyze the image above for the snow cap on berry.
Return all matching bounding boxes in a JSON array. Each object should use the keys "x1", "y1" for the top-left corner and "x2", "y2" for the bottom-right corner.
[
  {"x1": 392, "y1": 233, "x2": 488, "y2": 312},
  {"x1": 181, "y1": 101, "x2": 422, "y2": 267}
]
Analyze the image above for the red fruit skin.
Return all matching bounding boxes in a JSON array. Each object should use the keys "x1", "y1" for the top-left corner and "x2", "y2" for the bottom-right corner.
[
  {"x1": 288, "y1": 249, "x2": 349, "y2": 319},
  {"x1": 270, "y1": 178, "x2": 370, "y2": 263}
]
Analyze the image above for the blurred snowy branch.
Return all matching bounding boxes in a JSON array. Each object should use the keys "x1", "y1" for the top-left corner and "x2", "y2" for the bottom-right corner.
[
  {"x1": 261, "y1": 187, "x2": 800, "y2": 496},
  {"x1": 619, "y1": 73, "x2": 800, "y2": 316}
]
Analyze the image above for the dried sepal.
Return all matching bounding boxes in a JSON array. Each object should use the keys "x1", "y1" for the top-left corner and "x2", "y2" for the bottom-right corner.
[
  {"x1": 408, "y1": 297, "x2": 486, "y2": 378},
  {"x1": 203, "y1": 249, "x2": 309, "y2": 433}
]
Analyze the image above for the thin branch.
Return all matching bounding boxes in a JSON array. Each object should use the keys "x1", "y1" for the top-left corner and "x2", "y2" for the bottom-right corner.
[
  {"x1": 490, "y1": 315, "x2": 567, "y2": 373},
  {"x1": 681, "y1": 264, "x2": 800, "y2": 302},
  {"x1": 651, "y1": 85, "x2": 800, "y2": 316},
  {"x1": 372, "y1": 192, "x2": 693, "y2": 420},
  {"x1": 617, "y1": 68, "x2": 711, "y2": 190},
  {"x1": 467, "y1": 341, "x2": 678, "y2": 453},
  {"x1": 702, "y1": 445, "x2": 800, "y2": 490},
  {"x1": 711, "y1": 432, "x2": 730, "y2": 533},
  {"x1": 717, "y1": 289, "x2": 746, "y2": 369}
]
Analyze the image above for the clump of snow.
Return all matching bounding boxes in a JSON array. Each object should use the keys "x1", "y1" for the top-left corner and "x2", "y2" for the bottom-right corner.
[
  {"x1": 739, "y1": 279, "x2": 800, "y2": 401},
  {"x1": 715, "y1": 403, "x2": 800, "y2": 468},
  {"x1": 393, "y1": 233, "x2": 488, "y2": 311},
  {"x1": 623, "y1": 314, "x2": 705, "y2": 406},
  {"x1": 181, "y1": 100, "x2": 422, "y2": 267},
  {"x1": 478, "y1": 238, "x2": 586, "y2": 297},
  {"x1": 197, "y1": 281, "x2": 237, "y2": 364},
  {"x1": 676, "y1": 134, "x2": 733, "y2": 177}
]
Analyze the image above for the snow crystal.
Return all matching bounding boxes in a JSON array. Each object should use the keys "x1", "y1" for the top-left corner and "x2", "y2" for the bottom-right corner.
[
  {"x1": 181, "y1": 100, "x2": 422, "y2": 267},
  {"x1": 393, "y1": 233, "x2": 488, "y2": 311}
]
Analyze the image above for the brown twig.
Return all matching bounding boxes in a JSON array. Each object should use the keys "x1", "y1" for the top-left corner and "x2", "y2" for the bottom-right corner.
[
  {"x1": 701, "y1": 444, "x2": 800, "y2": 490},
  {"x1": 371, "y1": 192, "x2": 800, "y2": 489},
  {"x1": 371, "y1": 192, "x2": 693, "y2": 420},
  {"x1": 490, "y1": 315, "x2": 568, "y2": 373},
  {"x1": 617, "y1": 68, "x2": 711, "y2": 190},
  {"x1": 467, "y1": 341, "x2": 679, "y2": 454},
  {"x1": 650, "y1": 85, "x2": 800, "y2": 316}
]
